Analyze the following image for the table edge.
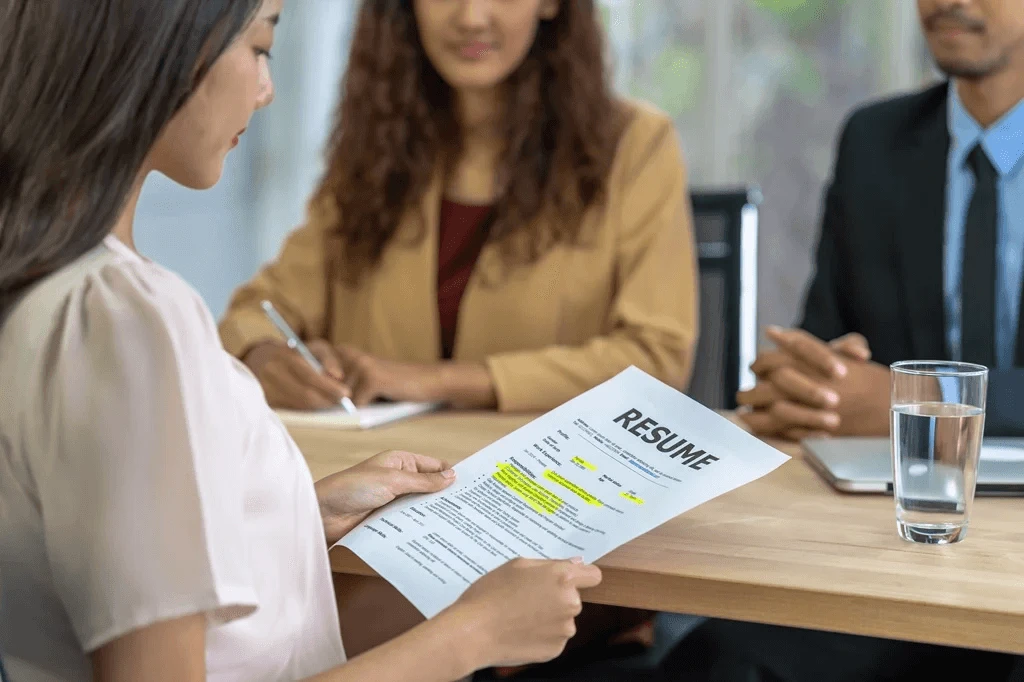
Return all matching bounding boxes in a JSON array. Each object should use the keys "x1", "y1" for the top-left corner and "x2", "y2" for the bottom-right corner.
[{"x1": 329, "y1": 549, "x2": 1024, "y2": 655}]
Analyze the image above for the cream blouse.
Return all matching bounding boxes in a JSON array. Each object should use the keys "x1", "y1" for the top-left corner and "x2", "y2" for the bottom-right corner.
[{"x1": 0, "y1": 236, "x2": 345, "y2": 680}]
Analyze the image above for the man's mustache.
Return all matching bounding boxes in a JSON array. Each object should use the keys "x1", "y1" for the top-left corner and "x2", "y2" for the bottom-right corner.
[{"x1": 924, "y1": 6, "x2": 986, "y2": 32}]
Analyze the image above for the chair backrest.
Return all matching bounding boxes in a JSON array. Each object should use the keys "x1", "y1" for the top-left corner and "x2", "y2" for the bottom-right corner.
[{"x1": 686, "y1": 187, "x2": 761, "y2": 410}]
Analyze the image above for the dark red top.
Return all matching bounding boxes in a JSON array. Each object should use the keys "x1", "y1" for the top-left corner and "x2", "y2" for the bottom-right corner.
[{"x1": 437, "y1": 199, "x2": 493, "y2": 359}]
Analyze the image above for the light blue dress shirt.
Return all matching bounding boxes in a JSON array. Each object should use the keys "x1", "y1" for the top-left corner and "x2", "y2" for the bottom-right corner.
[{"x1": 945, "y1": 83, "x2": 1024, "y2": 369}]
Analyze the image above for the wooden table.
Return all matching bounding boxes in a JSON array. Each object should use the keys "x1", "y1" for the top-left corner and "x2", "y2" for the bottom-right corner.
[{"x1": 292, "y1": 412, "x2": 1024, "y2": 656}]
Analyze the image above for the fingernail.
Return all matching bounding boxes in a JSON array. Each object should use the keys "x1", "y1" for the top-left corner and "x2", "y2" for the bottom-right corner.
[
  {"x1": 570, "y1": 556, "x2": 584, "y2": 564},
  {"x1": 824, "y1": 413, "x2": 840, "y2": 427},
  {"x1": 443, "y1": 469, "x2": 456, "y2": 479},
  {"x1": 833, "y1": 363, "x2": 847, "y2": 378},
  {"x1": 767, "y1": 325, "x2": 782, "y2": 335},
  {"x1": 823, "y1": 390, "x2": 840, "y2": 406}
]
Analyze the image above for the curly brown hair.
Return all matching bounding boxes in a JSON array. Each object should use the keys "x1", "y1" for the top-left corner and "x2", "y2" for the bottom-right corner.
[{"x1": 319, "y1": 0, "x2": 629, "y2": 284}]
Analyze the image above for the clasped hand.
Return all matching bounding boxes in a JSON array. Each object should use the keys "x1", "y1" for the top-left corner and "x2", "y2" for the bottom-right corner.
[{"x1": 737, "y1": 327, "x2": 890, "y2": 441}]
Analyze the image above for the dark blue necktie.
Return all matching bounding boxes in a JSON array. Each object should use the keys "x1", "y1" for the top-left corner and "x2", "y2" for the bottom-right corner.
[{"x1": 961, "y1": 144, "x2": 998, "y2": 368}]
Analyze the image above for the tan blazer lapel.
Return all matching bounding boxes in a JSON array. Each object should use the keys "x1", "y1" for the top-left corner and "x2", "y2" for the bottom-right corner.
[
  {"x1": 455, "y1": 237, "x2": 564, "y2": 360},
  {"x1": 371, "y1": 172, "x2": 444, "y2": 361}
]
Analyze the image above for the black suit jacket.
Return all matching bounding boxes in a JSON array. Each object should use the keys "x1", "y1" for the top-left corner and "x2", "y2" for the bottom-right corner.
[{"x1": 799, "y1": 82, "x2": 1024, "y2": 436}]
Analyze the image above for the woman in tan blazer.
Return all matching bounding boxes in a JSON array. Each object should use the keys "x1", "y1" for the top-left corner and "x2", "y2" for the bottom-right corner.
[{"x1": 219, "y1": 0, "x2": 698, "y2": 416}]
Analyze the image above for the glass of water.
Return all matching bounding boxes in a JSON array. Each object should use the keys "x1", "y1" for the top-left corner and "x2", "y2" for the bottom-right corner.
[{"x1": 890, "y1": 361, "x2": 987, "y2": 544}]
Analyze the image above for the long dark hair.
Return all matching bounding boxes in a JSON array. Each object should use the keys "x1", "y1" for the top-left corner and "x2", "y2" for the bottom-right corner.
[
  {"x1": 0, "y1": 0, "x2": 262, "y2": 310},
  {"x1": 320, "y1": 0, "x2": 627, "y2": 284}
]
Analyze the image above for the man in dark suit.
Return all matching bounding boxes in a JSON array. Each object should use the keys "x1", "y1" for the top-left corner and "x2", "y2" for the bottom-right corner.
[
  {"x1": 739, "y1": 0, "x2": 1024, "y2": 441},
  {"x1": 661, "y1": 1, "x2": 1024, "y2": 681}
]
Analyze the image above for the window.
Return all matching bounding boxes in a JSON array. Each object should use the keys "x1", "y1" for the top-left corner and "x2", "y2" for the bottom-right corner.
[{"x1": 600, "y1": 0, "x2": 934, "y2": 327}]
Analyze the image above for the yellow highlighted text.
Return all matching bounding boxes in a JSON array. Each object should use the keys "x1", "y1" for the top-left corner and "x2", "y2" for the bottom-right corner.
[
  {"x1": 494, "y1": 463, "x2": 563, "y2": 514},
  {"x1": 571, "y1": 456, "x2": 597, "y2": 471},
  {"x1": 544, "y1": 470, "x2": 603, "y2": 507},
  {"x1": 620, "y1": 492, "x2": 645, "y2": 505}
]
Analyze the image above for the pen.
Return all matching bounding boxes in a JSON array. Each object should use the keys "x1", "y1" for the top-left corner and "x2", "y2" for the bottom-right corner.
[{"x1": 260, "y1": 300, "x2": 358, "y2": 415}]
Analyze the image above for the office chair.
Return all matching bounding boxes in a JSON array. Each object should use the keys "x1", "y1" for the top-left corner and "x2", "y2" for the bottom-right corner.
[{"x1": 686, "y1": 187, "x2": 761, "y2": 410}]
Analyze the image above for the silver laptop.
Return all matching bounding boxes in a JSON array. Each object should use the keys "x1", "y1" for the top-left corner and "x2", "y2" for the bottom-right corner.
[{"x1": 803, "y1": 437, "x2": 1024, "y2": 496}]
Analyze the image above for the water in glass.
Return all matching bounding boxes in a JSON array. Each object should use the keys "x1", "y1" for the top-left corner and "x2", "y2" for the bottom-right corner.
[{"x1": 891, "y1": 401, "x2": 984, "y2": 544}]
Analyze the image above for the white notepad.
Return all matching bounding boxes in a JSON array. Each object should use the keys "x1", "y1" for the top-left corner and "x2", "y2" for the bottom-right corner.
[{"x1": 276, "y1": 402, "x2": 441, "y2": 430}]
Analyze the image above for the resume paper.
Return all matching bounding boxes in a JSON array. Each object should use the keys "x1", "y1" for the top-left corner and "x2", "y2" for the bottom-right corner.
[{"x1": 337, "y1": 366, "x2": 790, "y2": 618}]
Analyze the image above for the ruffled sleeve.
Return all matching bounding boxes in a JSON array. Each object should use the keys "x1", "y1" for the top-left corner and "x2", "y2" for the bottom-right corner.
[{"x1": 37, "y1": 253, "x2": 258, "y2": 653}]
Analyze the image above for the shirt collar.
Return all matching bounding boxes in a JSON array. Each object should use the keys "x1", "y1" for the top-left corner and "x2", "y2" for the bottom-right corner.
[{"x1": 948, "y1": 81, "x2": 1024, "y2": 177}]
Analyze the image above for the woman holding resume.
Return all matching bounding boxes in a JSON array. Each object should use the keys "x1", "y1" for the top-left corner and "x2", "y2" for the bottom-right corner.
[
  {"x1": 219, "y1": 0, "x2": 699, "y2": 415},
  {"x1": 0, "y1": 1, "x2": 601, "y2": 680}
]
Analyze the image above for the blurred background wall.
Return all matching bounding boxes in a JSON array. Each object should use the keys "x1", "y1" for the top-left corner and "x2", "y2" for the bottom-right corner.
[{"x1": 136, "y1": 0, "x2": 936, "y2": 327}]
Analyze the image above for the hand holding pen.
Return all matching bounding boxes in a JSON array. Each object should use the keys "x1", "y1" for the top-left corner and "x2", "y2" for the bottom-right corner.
[{"x1": 240, "y1": 300, "x2": 358, "y2": 413}]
